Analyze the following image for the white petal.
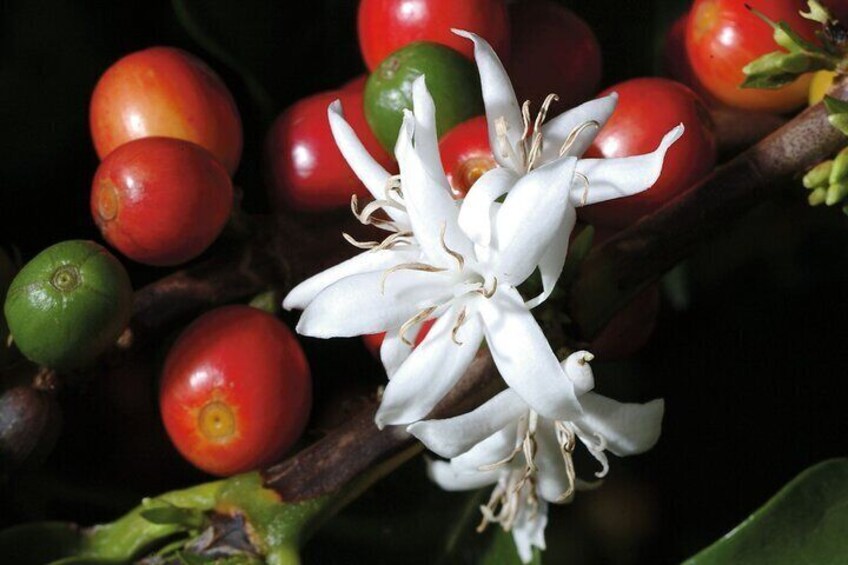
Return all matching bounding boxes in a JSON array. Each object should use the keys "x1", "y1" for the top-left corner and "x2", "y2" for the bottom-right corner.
[
  {"x1": 534, "y1": 422, "x2": 571, "y2": 503},
  {"x1": 524, "y1": 207, "x2": 576, "y2": 310},
  {"x1": 562, "y1": 350, "x2": 595, "y2": 396},
  {"x1": 328, "y1": 101, "x2": 408, "y2": 225},
  {"x1": 375, "y1": 306, "x2": 484, "y2": 427},
  {"x1": 408, "y1": 388, "x2": 527, "y2": 459},
  {"x1": 380, "y1": 321, "x2": 420, "y2": 379},
  {"x1": 495, "y1": 157, "x2": 577, "y2": 285},
  {"x1": 453, "y1": 29, "x2": 523, "y2": 171},
  {"x1": 451, "y1": 421, "x2": 520, "y2": 471},
  {"x1": 539, "y1": 93, "x2": 618, "y2": 162},
  {"x1": 478, "y1": 286, "x2": 582, "y2": 420},
  {"x1": 572, "y1": 124, "x2": 684, "y2": 207},
  {"x1": 457, "y1": 167, "x2": 518, "y2": 248},
  {"x1": 283, "y1": 247, "x2": 420, "y2": 311},
  {"x1": 428, "y1": 459, "x2": 500, "y2": 491},
  {"x1": 296, "y1": 269, "x2": 452, "y2": 338},
  {"x1": 512, "y1": 499, "x2": 548, "y2": 564},
  {"x1": 396, "y1": 112, "x2": 473, "y2": 263},
  {"x1": 576, "y1": 394, "x2": 665, "y2": 457},
  {"x1": 411, "y1": 76, "x2": 448, "y2": 182}
]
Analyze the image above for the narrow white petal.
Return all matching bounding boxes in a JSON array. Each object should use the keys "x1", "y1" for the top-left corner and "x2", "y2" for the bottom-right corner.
[
  {"x1": 524, "y1": 208, "x2": 576, "y2": 310},
  {"x1": 539, "y1": 93, "x2": 619, "y2": 162},
  {"x1": 428, "y1": 459, "x2": 500, "y2": 491},
  {"x1": 408, "y1": 389, "x2": 527, "y2": 459},
  {"x1": 283, "y1": 247, "x2": 419, "y2": 311},
  {"x1": 495, "y1": 157, "x2": 577, "y2": 286},
  {"x1": 535, "y1": 422, "x2": 571, "y2": 503},
  {"x1": 396, "y1": 111, "x2": 473, "y2": 263},
  {"x1": 457, "y1": 167, "x2": 518, "y2": 248},
  {"x1": 328, "y1": 101, "x2": 407, "y2": 226},
  {"x1": 380, "y1": 322, "x2": 420, "y2": 379},
  {"x1": 572, "y1": 124, "x2": 685, "y2": 207},
  {"x1": 479, "y1": 287, "x2": 582, "y2": 420},
  {"x1": 411, "y1": 76, "x2": 448, "y2": 182},
  {"x1": 296, "y1": 269, "x2": 451, "y2": 338},
  {"x1": 512, "y1": 498, "x2": 548, "y2": 563},
  {"x1": 453, "y1": 29, "x2": 523, "y2": 171},
  {"x1": 375, "y1": 307, "x2": 484, "y2": 428},
  {"x1": 451, "y1": 422, "x2": 520, "y2": 471},
  {"x1": 576, "y1": 394, "x2": 665, "y2": 457}
]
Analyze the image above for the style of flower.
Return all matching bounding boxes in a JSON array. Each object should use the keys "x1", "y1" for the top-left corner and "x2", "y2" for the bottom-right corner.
[
  {"x1": 285, "y1": 76, "x2": 584, "y2": 428},
  {"x1": 409, "y1": 351, "x2": 665, "y2": 563},
  {"x1": 455, "y1": 30, "x2": 684, "y2": 307}
]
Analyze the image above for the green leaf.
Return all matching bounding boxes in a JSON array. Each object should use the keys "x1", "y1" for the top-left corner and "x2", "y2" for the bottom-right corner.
[
  {"x1": 740, "y1": 72, "x2": 799, "y2": 90},
  {"x1": 481, "y1": 528, "x2": 542, "y2": 565},
  {"x1": 824, "y1": 95, "x2": 848, "y2": 115},
  {"x1": 684, "y1": 458, "x2": 848, "y2": 565},
  {"x1": 560, "y1": 225, "x2": 595, "y2": 286},
  {"x1": 827, "y1": 113, "x2": 848, "y2": 136}
]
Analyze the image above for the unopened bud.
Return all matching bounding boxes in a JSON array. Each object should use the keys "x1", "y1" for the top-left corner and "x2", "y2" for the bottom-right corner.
[
  {"x1": 803, "y1": 160, "x2": 833, "y2": 189},
  {"x1": 809, "y1": 187, "x2": 828, "y2": 205},
  {"x1": 826, "y1": 182, "x2": 848, "y2": 205},
  {"x1": 829, "y1": 147, "x2": 848, "y2": 184}
]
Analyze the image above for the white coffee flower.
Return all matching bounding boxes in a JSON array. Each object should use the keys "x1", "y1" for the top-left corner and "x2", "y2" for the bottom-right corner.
[
  {"x1": 410, "y1": 352, "x2": 664, "y2": 563},
  {"x1": 285, "y1": 77, "x2": 583, "y2": 428}
]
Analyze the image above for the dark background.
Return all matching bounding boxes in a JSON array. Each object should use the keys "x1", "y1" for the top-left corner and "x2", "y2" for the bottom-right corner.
[{"x1": 1, "y1": 0, "x2": 847, "y2": 563}]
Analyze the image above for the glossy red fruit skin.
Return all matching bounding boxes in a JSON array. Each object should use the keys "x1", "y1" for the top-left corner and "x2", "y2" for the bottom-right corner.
[
  {"x1": 90, "y1": 47, "x2": 243, "y2": 175},
  {"x1": 265, "y1": 88, "x2": 396, "y2": 212},
  {"x1": 579, "y1": 78, "x2": 717, "y2": 230},
  {"x1": 362, "y1": 319, "x2": 435, "y2": 358},
  {"x1": 507, "y1": 0, "x2": 602, "y2": 108},
  {"x1": 160, "y1": 305, "x2": 311, "y2": 477},
  {"x1": 91, "y1": 137, "x2": 233, "y2": 267},
  {"x1": 685, "y1": 0, "x2": 815, "y2": 113},
  {"x1": 438, "y1": 116, "x2": 495, "y2": 198},
  {"x1": 358, "y1": 0, "x2": 510, "y2": 71}
]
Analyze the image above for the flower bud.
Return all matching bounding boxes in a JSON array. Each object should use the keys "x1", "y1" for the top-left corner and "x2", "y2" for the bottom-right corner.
[{"x1": 803, "y1": 160, "x2": 833, "y2": 189}]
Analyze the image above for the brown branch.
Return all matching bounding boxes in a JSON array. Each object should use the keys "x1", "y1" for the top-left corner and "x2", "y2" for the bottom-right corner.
[
  {"x1": 570, "y1": 81, "x2": 848, "y2": 338},
  {"x1": 263, "y1": 351, "x2": 502, "y2": 501}
]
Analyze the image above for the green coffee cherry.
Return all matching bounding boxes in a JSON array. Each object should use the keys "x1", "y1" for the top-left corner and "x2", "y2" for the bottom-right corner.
[
  {"x1": 364, "y1": 41, "x2": 483, "y2": 153},
  {"x1": 4, "y1": 241, "x2": 132, "y2": 370}
]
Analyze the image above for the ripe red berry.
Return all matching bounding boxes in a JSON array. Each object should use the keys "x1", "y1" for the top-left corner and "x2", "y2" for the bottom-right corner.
[
  {"x1": 160, "y1": 305, "x2": 311, "y2": 476},
  {"x1": 90, "y1": 47, "x2": 243, "y2": 174},
  {"x1": 579, "y1": 78, "x2": 717, "y2": 229},
  {"x1": 91, "y1": 137, "x2": 233, "y2": 266},
  {"x1": 265, "y1": 87, "x2": 395, "y2": 212},
  {"x1": 438, "y1": 116, "x2": 495, "y2": 198}
]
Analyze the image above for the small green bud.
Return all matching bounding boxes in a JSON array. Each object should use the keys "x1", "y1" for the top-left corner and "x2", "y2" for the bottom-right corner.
[
  {"x1": 809, "y1": 187, "x2": 828, "y2": 205},
  {"x1": 828, "y1": 113, "x2": 848, "y2": 137},
  {"x1": 826, "y1": 182, "x2": 848, "y2": 205},
  {"x1": 803, "y1": 160, "x2": 833, "y2": 188},
  {"x1": 829, "y1": 147, "x2": 848, "y2": 184}
]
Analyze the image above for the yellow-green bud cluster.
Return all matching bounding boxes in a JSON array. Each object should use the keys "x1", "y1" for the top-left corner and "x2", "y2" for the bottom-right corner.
[{"x1": 803, "y1": 147, "x2": 848, "y2": 214}]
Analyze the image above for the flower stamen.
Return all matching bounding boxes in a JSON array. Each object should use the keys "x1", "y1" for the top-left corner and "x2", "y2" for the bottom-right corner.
[
  {"x1": 399, "y1": 306, "x2": 437, "y2": 346},
  {"x1": 439, "y1": 222, "x2": 465, "y2": 271},
  {"x1": 575, "y1": 172, "x2": 591, "y2": 206},
  {"x1": 559, "y1": 120, "x2": 601, "y2": 157},
  {"x1": 380, "y1": 262, "x2": 447, "y2": 294},
  {"x1": 451, "y1": 306, "x2": 468, "y2": 345}
]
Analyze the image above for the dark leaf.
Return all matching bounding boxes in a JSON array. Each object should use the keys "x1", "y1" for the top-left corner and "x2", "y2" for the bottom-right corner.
[{"x1": 683, "y1": 459, "x2": 848, "y2": 564}]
